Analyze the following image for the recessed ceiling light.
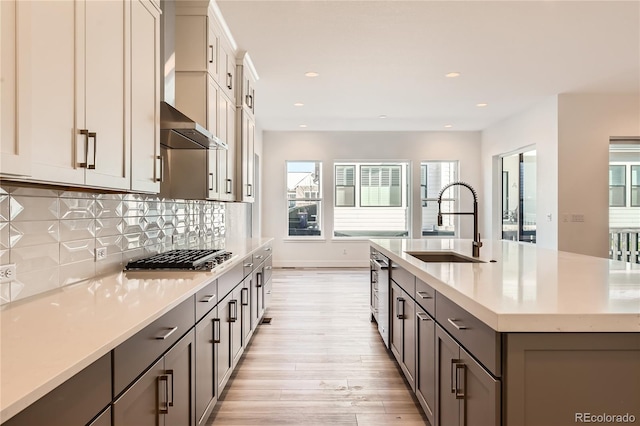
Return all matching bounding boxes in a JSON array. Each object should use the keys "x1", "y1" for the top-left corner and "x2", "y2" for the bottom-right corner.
[
  {"x1": 379, "y1": 115, "x2": 387, "y2": 119},
  {"x1": 299, "y1": 124, "x2": 308, "y2": 128},
  {"x1": 445, "y1": 72, "x2": 461, "y2": 78},
  {"x1": 294, "y1": 102, "x2": 304, "y2": 107},
  {"x1": 476, "y1": 103, "x2": 488, "y2": 107},
  {"x1": 444, "y1": 124, "x2": 453, "y2": 128},
  {"x1": 304, "y1": 72, "x2": 319, "y2": 78}
]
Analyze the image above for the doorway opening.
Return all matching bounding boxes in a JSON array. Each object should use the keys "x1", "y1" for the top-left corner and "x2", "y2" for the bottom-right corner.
[
  {"x1": 501, "y1": 149, "x2": 537, "y2": 243},
  {"x1": 609, "y1": 138, "x2": 640, "y2": 263}
]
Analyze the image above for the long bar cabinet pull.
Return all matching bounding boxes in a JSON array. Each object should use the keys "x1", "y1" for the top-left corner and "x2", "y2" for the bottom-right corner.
[
  {"x1": 166, "y1": 369, "x2": 175, "y2": 407},
  {"x1": 241, "y1": 287, "x2": 249, "y2": 306},
  {"x1": 156, "y1": 326, "x2": 178, "y2": 340},
  {"x1": 200, "y1": 295, "x2": 216, "y2": 303},
  {"x1": 230, "y1": 300, "x2": 238, "y2": 322},
  {"x1": 213, "y1": 318, "x2": 221, "y2": 343},
  {"x1": 416, "y1": 312, "x2": 431, "y2": 321},
  {"x1": 417, "y1": 291, "x2": 432, "y2": 299},
  {"x1": 447, "y1": 318, "x2": 467, "y2": 330},
  {"x1": 158, "y1": 374, "x2": 170, "y2": 414}
]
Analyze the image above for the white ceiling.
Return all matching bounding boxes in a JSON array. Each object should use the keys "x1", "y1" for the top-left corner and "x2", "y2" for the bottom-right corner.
[{"x1": 216, "y1": 0, "x2": 640, "y2": 132}]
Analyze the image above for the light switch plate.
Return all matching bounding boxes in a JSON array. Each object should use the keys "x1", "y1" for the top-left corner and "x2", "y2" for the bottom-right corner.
[{"x1": 0, "y1": 264, "x2": 17, "y2": 283}]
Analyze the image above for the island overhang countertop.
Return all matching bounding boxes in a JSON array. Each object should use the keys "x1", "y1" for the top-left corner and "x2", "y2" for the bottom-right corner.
[{"x1": 369, "y1": 238, "x2": 640, "y2": 333}]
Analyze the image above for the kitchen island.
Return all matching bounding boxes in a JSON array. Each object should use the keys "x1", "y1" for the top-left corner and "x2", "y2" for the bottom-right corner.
[
  {"x1": 0, "y1": 238, "x2": 273, "y2": 425},
  {"x1": 370, "y1": 238, "x2": 640, "y2": 426}
]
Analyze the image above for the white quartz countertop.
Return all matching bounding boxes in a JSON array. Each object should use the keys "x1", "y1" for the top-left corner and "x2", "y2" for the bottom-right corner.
[
  {"x1": 0, "y1": 238, "x2": 273, "y2": 424},
  {"x1": 370, "y1": 239, "x2": 640, "y2": 333}
]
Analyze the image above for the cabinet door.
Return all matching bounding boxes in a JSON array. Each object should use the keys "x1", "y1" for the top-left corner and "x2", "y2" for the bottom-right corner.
[
  {"x1": 237, "y1": 113, "x2": 256, "y2": 202},
  {"x1": 206, "y1": 76, "x2": 220, "y2": 199},
  {"x1": 216, "y1": 292, "x2": 233, "y2": 395},
  {"x1": 130, "y1": 0, "x2": 160, "y2": 193},
  {"x1": 1, "y1": 0, "x2": 30, "y2": 177},
  {"x1": 164, "y1": 329, "x2": 196, "y2": 426},
  {"x1": 207, "y1": 14, "x2": 220, "y2": 81},
  {"x1": 231, "y1": 285, "x2": 244, "y2": 367},
  {"x1": 83, "y1": 0, "x2": 130, "y2": 190},
  {"x1": 89, "y1": 407, "x2": 112, "y2": 426},
  {"x1": 436, "y1": 325, "x2": 462, "y2": 426},
  {"x1": 460, "y1": 346, "x2": 500, "y2": 426},
  {"x1": 220, "y1": 40, "x2": 235, "y2": 102},
  {"x1": 113, "y1": 357, "x2": 164, "y2": 426},
  {"x1": 402, "y1": 296, "x2": 416, "y2": 390},
  {"x1": 390, "y1": 282, "x2": 403, "y2": 363},
  {"x1": 253, "y1": 264, "x2": 266, "y2": 326},
  {"x1": 195, "y1": 307, "x2": 218, "y2": 425},
  {"x1": 19, "y1": 0, "x2": 84, "y2": 185},
  {"x1": 241, "y1": 276, "x2": 253, "y2": 346},
  {"x1": 416, "y1": 308, "x2": 436, "y2": 426},
  {"x1": 218, "y1": 93, "x2": 236, "y2": 201}
]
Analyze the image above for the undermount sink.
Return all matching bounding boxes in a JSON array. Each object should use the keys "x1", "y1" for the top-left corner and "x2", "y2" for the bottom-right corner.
[{"x1": 406, "y1": 251, "x2": 486, "y2": 263}]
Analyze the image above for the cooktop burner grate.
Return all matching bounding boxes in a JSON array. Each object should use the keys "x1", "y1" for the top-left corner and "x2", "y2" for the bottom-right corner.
[{"x1": 125, "y1": 249, "x2": 231, "y2": 271}]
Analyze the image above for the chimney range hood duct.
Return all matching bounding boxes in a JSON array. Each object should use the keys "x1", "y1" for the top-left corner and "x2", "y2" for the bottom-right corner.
[{"x1": 159, "y1": 0, "x2": 226, "y2": 150}]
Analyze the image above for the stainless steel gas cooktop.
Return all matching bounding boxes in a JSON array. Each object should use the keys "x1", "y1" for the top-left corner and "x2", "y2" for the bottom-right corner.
[{"x1": 124, "y1": 249, "x2": 233, "y2": 271}]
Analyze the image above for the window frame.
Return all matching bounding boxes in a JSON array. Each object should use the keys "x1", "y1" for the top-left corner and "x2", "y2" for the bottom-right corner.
[
  {"x1": 631, "y1": 165, "x2": 640, "y2": 207},
  {"x1": 420, "y1": 161, "x2": 458, "y2": 238},
  {"x1": 333, "y1": 161, "x2": 410, "y2": 239},
  {"x1": 334, "y1": 164, "x2": 356, "y2": 207},
  {"x1": 285, "y1": 160, "x2": 323, "y2": 239},
  {"x1": 609, "y1": 164, "x2": 626, "y2": 207}
]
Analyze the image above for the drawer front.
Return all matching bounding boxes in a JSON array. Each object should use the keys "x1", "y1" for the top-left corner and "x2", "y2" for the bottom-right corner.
[
  {"x1": 252, "y1": 244, "x2": 271, "y2": 267},
  {"x1": 4, "y1": 353, "x2": 111, "y2": 426},
  {"x1": 218, "y1": 261, "x2": 244, "y2": 299},
  {"x1": 242, "y1": 255, "x2": 254, "y2": 279},
  {"x1": 264, "y1": 255, "x2": 273, "y2": 282},
  {"x1": 415, "y1": 278, "x2": 435, "y2": 316},
  {"x1": 435, "y1": 293, "x2": 501, "y2": 376},
  {"x1": 113, "y1": 296, "x2": 195, "y2": 396},
  {"x1": 390, "y1": 263, "x2": 415, "y2": 300},
  {"x1": 195, "y1": 279, "x2": 218, "y2": 322}
]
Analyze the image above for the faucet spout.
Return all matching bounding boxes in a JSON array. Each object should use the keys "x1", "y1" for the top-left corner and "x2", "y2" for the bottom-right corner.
[{"x1": 437, "y1": 181, "x2": 482, "y2": 257}]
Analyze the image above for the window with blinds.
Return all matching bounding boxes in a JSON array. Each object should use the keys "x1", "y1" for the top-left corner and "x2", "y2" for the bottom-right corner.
[
  {"x1": 335, "y1": 165, "x2": 355, "y2": 207},
  {"x1": 360, "y1": 165, "x2": 402, "y2": 207}
]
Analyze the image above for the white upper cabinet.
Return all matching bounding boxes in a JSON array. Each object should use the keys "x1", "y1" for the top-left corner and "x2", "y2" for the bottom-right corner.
[
  {"x1": 175, "y1": 10, "x2": 221, "y2": 83},
  {"x1": 6, "y1": 0, "x2": 160, "y2": 192},
  {"x1": 236, "y1": 110, "x2": 255, "y2": 203},
  {"x1": 82, "y1": 0, "x2": 129, "y2": 189},
  {"x1": 236, "y1": 53, "x2": 257, "y2": 118},
  {"x1": 1, "y1": 0, "x2": 31, "y2": 178},
  {"x1": 17, "y1": 0, "x2": 83, "y2": 185},
  {"x1": 130, "y1": 0, "x2": 161, "y2": 193}
]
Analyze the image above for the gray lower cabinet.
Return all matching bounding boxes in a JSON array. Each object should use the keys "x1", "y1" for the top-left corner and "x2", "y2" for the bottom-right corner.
[
  {"x1": 89, "y1": 407, "x2": 112, "y2": 426},
  {"x1": 231, "y1": 285, "x2": 244, "y2": 366},
  {"x1": 195, "y1": 306, "x2": 219, "y2": 426},
  {"x1": 415, "y1": 307, "x2": 436, "y2": 426},
  {"x1": 216, "y1": 291, "x2": 233, "y2": 396},
  {"x1": 390, "y1": 282, "x2": 416, "y2": 391},
  {"x1": 241, "y1": 276, "x2": 253, "y2": 346},
  {"x1": 3, "y1": 353, "x2": 111, "y2": 426},
  {"x1": 435, "y1": 325, "x2": 499, "y2": 426},
  {"x1": 113, "y1": 329, "x2": 196, "y2": 426},
  {"x1": 252, "y1": 261, "x2": 265, "y2": 325}
]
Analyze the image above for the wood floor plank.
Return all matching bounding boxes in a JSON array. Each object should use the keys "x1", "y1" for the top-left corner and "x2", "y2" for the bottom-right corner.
[{"x1": 206, "y1": 268, "x2": 428, "y2": 425}]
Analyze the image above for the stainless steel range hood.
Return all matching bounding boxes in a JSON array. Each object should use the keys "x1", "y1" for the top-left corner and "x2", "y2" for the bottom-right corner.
[
  {"x1": 160, "y1": 102, "x2": 227, "y2": 149},
  {"x1": 160, "y1": 0, "x2": 226, "y2": 150}
]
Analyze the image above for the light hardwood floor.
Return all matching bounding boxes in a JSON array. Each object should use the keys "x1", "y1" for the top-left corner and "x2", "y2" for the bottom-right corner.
[{"x1": 207, "y1": 268, "x2": 428, "y2": 426}]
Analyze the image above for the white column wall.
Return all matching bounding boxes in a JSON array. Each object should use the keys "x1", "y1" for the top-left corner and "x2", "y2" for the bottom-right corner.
[
  {"x1": 262, "y1": 131, "x2": 481, "y2": 267},
  {"x1": 480, "y1": 96, "x2": 559, "y2": 249},
  {"x1": 557, "y1": 94, "x2": 640, "y2": 258}
]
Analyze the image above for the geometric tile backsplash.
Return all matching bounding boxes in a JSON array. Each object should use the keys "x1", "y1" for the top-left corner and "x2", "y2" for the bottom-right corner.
[{"x1": 0, "y1": 183, "x2": 227, "y2": 305}]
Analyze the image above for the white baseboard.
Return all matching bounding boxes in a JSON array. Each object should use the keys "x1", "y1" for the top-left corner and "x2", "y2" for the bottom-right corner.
[{"x1": 274, "y1": 260, "x2": 369, "y2": 268}]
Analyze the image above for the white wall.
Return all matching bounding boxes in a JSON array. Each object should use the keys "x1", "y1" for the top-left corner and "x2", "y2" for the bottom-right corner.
[
  {"x1": 262, "y1": 131, "x2": 481, "y2": 267},
  {"x1": 481, "y1": 97, "x2": 559, "y2": 249},
  {"x1": 557, "y1": 94, "x2": 640, "y2": 258},
  {"x1": 480, "y1": 93, "x2": 640, "y2": 258}
]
